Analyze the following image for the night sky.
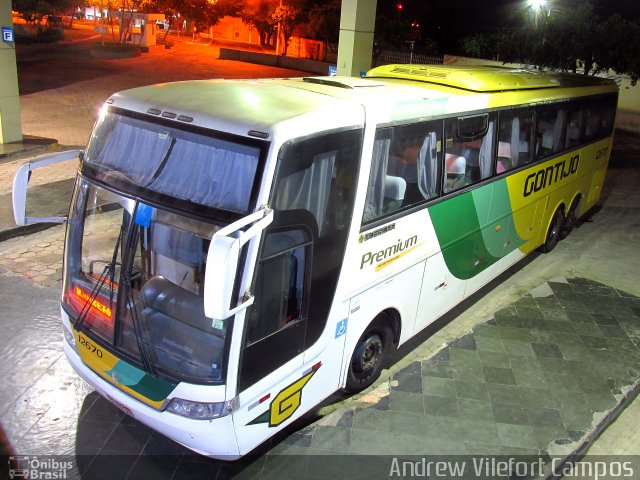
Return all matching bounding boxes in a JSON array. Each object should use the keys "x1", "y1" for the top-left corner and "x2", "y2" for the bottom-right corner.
[
  {"x1": 375, "y1": 0, "x2": 640, "y2": 52},
  {"x1": 377, "y1": 0, "x2": 640, "y2": 31}
]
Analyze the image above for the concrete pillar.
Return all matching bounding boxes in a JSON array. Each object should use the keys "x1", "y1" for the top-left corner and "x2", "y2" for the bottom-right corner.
[
  {"x1": 0, "y1": 1, "x2": 22, "y2": 144},
  {"x1": 336, "y1": 0, "x2": 377, "y2": 77}
]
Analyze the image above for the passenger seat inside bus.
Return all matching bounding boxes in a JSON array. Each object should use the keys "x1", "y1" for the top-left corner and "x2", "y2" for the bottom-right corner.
[
  {"x1": 383, "y1": 175, "x2": 406, "y2": 213},
  {"x1": 140, "y1": 275, "x2": 224, "y2": 380},
  {"x1": 445, "y1": 154, "x2": 466, "y2": 192}
]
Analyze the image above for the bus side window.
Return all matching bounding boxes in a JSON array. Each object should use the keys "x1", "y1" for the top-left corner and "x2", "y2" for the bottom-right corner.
[
  {"x1": 565, "y1": 102, "x2": 585, "y2": 149},
  {"x1": 536, "y1": 104, "x2": 568, "y2": 159},
  {"x1": 497, "y1": 109, "x2": 533, "y2": 173},
  {"x1": 585, "y1": 96, "x2": 617, "y2": 141},
  {"x1": 444, "y1": 114, "x2": 495, "y2": 191},
  {"x1": 363, "y1": 121, "x2": 441, "y2": 223}
]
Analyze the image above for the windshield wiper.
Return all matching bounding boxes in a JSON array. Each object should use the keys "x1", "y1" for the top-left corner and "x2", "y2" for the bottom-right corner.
[
  {"x1": 73, "y1": 203, "x2": 158, "y2": 377},
  {"x1": 74, "y1": 226, "x2": 123, "y2": 332},
  {"x1": 123, "y1": 206, "x2": 156, "y2": 375},
  {"x1": 124, "y1": 266, "x2": 156, "y2": 375}
]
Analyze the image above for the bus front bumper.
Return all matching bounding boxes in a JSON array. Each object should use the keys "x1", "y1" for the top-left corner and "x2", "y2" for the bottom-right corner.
[{"x1": 63, "y1": 335, "x2": 241, "y2": 460}]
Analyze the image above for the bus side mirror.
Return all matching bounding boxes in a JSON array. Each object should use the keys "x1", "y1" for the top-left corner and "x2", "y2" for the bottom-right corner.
[
  {"x1": 204, "y1": 208, "x2": 273, "y2": 320},
  {"x1": 12, "y1": 149, "x2": 82, "y2": 225}
]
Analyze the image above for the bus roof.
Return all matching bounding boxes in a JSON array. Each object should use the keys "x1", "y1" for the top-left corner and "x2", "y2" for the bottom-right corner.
[
  {"x1": 107, "y1": 79, "x2": 359, "y2": 137},
  {"x1": 106, "y1": 65, "x2": 618, "y2": 136},
  {"x1": 365, "y1": 64, "x2": 617, "y2": 93}
]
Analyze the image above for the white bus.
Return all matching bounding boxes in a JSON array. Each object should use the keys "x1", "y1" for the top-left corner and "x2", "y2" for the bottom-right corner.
[{"x1": 13, "y1": 64, "x2": 617, "y2": 458}]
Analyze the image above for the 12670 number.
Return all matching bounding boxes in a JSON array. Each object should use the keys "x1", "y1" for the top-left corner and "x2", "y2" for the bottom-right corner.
[{"x1": 77, "y1": 334, "x2": 104, "y2": 358}]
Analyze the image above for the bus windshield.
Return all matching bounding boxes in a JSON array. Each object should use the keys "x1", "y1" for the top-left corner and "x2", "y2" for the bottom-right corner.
[
  {"x1": 62, "y1": 178, "x2": 229, "y2": 384},
  {"x1": 83, "y1": 109, "x2": 264, "y2": 214}
]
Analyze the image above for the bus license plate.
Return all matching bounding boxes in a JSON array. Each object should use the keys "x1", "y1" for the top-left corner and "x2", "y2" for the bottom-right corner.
[{"x1": 106, "y1": 394, "x2": 134, "y2": 417}]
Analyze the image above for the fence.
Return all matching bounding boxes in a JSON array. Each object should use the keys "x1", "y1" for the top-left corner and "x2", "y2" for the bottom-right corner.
[{"x1": 373, "y1": 49, "x2": 443, "y2": 67}]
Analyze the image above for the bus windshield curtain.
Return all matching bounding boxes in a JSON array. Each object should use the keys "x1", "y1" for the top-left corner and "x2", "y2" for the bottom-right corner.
[
  {"x1": 363, "y1": 138, "x2": 391, "y2": 222},
  {"x1": 276, "y1": 151, "x2": 336, "y2": 234},
  {"x1": 95, "y1": 121, "x2": 173, "y2": 185},
  {"x1": 91, "y1": 118, "x2": 259, "y2": 213},
  {"x1": 553, "y1": 109, "x2": 567, "y2": 152},
  {"x1": 510, "y1": 117, "x2": 520, "y2": 166},
  {"x1": 479, "y1": 120, "x2": 495, "y2": 179},
  {"x1": 148, "y1": 139, "x2": 257, "y2": 213},
  {"x1": 417, "y1": 132, "x2": 438, "y2": 199}
]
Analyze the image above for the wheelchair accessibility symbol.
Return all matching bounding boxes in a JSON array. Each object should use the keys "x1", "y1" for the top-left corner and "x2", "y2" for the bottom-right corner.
[{"x1": 335, "y1": 318, "x2": 347, "y2": 338}]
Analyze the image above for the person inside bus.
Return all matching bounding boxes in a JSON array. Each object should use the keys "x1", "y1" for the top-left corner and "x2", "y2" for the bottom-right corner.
[{"x1": 496, "y1": 141, "x2": 512, "y2": 174}]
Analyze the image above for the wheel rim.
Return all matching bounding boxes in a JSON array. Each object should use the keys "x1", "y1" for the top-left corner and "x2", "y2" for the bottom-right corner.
[
  {"x1": 548, "y1": 212, "x2": 562, "y2": 244},
  {"x1": 353, "y1": 334, "x2": 383, "y2": 375},
  {"x1": 551, "y1": 216, "x2": 561, "y2": 239}
]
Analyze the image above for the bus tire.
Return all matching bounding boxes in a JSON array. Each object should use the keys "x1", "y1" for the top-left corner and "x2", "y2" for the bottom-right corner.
[
  {"x1": 344, "y1": 317, "x2": 393, "y2": 393},
  {"x1": 539, "y1": 209, "x2": 564, "y2": 253},
  {"x1": 560, "y1": 198, "x2": 580, "y2": 239}
]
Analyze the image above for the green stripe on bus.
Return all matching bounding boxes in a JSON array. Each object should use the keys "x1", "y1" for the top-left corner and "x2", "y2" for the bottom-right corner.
[
  {"x1": 430, "y1": 181, "x2": 525, "y2": 280},
  {"x1": 108, "y1": 358, "x2": 177, "y2": 403}
]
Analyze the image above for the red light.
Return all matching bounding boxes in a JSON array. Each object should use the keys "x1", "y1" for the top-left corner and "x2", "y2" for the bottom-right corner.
[
  {"x1": 396, "y1": 2, "x2": 403, "y2": 10},
  {"x1": 65, "y1": 283, "x2": 114, "y2": 326},
  {"x1": 75, "y1": 286, "x2": 113, "y2": 319}
]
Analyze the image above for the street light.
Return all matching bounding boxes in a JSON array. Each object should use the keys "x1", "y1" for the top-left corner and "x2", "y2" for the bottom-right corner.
[
  {"x1": 527, "y1": 0, "x2": 548, "y2": 27},
  {"x1": 528, "y1": 0, "x2": 547, "y2": 13}
]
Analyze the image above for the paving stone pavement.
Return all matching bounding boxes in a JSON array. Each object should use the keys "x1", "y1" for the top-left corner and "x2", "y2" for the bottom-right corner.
[
  {"x1": 0, "y1": 224, "x2": 66, "y2": 287},
  {"x1": 2, "y1": 273, "x2": 638, "y2": 480},
  {"x1": 264, "y1": 279, "x2": 640, "y2": 468}
]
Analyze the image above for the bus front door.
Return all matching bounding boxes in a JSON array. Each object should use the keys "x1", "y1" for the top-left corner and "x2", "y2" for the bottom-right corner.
[{"x1": 232, "y1": 226, "x2": 316, "y2": 455}]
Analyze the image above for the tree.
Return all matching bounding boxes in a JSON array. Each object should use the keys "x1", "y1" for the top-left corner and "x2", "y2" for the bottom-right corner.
[
  {"x1": 12, "y1": 0, "x2": 45, "y2": 25},
  {"x1": 271, "y1": 0, "x2": 308, "y2": 55},
  {"x1": 306, "y1": 0, "x2": 340, "y2": 59},
  {"x1": 374, "y1": 15, "x2": 410, "y2": 49},
  {"x1": 239, "y1": 0, "x2": 278, "y2": 47},
  {"x1": 485, "y1": 2, "x2": 640, "y2": 84},
  {"x1": 146, "y1": 0, "x2": 242, "y2": 34},
  {"x1": 13, "y1": 0, "x2": 75, "y2": 25}
]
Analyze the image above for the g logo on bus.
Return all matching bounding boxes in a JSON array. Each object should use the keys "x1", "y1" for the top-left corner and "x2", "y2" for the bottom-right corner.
[
  {"x1": 269, "y1": 369, "x2": 316, "y2": 427},
  {"x1": 247, "y1": 363, "x2": 321, "y2": 427}
]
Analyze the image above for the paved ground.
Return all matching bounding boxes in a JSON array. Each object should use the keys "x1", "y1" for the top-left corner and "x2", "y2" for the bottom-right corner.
[{"x1": 1, "y1": 21, "x2": 640, "y2": 480}]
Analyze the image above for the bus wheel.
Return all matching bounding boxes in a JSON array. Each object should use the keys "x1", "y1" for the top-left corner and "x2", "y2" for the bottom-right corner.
[
  {"x1": 345, "y1": 317, "x2": 393, "y2": 393},
  {"x1": 560, "y1": 198, "x2": 580, "y2": 239},
  {"x1": 539, "y1": 209, "x2": 564, "y2": 253}
]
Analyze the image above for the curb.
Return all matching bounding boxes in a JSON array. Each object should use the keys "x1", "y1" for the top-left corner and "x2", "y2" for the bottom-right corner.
[
  {"x1": 546, "y1": 379, "x2": 640, "y2": 479},
  {"x1": 0, "y1": 136, "x2": 59, "y2": 163},
  {"x1": 0, "y1": 222, "x2": 64, "y2": 243}
]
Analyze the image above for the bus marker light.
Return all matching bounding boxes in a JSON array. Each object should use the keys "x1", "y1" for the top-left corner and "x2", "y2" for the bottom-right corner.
[{"x1": 248, "y1": 393, "x2": 271, "y2": 411}]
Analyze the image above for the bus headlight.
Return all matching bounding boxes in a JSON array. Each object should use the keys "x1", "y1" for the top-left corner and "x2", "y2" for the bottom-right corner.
[
  {"x1": 62, "y1": 323, "x2": 78, "y2": 353},
  {"x1": 166, "y1": 398, "x2": 231, "y2": 420}
]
